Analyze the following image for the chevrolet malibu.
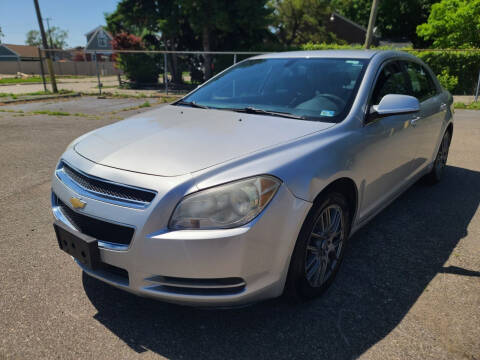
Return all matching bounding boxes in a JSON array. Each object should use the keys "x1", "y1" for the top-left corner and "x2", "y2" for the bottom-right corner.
[{"x1": 52, "y1": 50, "x2": 453, "y2": 306}]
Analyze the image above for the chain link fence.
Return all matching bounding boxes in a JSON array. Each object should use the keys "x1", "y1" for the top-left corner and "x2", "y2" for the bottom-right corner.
[
  {"x1": 0, "y1": 49, "x2": 267, "y2": 96},
  {"x1": 2, "y1": 48, "x2": 478, "y2": 101}
]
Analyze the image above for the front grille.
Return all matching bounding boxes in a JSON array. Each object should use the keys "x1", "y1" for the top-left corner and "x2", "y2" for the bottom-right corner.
[
  {"x1": 60, "y1": 162, "x2": 156, "y2": 204},
  {"x1": 58, "y1": 198, "x2": 134, "y2": 246}
]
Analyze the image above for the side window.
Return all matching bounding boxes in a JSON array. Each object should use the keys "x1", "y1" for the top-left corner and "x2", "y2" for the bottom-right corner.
[
  {"x1": 371, "y1": 62, "x2": 410, "y2": 105},
  {"x1": 404, "y1": 62, "x2": 437, "y2": 102}
]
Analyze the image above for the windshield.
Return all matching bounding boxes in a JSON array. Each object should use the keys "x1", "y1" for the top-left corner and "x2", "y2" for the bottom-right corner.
[{"x1": 179, "y1": 58, "x2": 368, "y2": 122}]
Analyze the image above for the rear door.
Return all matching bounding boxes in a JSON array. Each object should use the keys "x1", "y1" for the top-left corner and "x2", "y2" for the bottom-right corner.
[{"x1": 401, "y1": 61, "x2": 445, "y2": 174}]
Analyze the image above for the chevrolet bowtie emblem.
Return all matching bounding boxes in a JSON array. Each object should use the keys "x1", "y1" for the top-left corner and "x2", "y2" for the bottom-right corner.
[{"x1": 70, "y1": 197, "x2": 86, "y2": 209}]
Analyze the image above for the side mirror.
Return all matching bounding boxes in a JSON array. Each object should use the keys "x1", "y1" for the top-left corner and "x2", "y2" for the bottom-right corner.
[{"x1": 369, "y1": 94, "x2": 419, "y2": 121}]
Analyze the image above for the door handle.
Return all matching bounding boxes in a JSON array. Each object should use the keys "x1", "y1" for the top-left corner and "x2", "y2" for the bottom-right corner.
[
  {"x1": 410, "y1": 117, "x2": 420, "y2": 127},
  {"x1": 440, "y1": 103, "x2": 447, "y2": 111}
]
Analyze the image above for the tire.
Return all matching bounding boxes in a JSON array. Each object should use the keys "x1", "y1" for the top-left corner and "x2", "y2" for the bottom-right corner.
[
  {"x1": 425, "y1": 130, "x2": 451, "y2": 184},
  {"x1": 284, "y1": 191, "x2": 351, "y2": 301}
]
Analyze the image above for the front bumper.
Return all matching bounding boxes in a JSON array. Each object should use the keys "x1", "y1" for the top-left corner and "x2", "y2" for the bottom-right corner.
[{"x1": 51, "y1": 151, "x2": 311, "y2": 306}]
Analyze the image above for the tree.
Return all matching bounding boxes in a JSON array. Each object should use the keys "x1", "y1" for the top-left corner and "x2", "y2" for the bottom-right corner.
[
  {"x1": 270, "y1": 0, "x2": 337, "y2": 47},
  {"x1": 332, "y1": 0, "x2": 439, "y2": 47},
  {"x1": 106, "y1": 0, "x2": 195, "y2": 84},
  {"x1": 0, "y1": 26, "x2": 4, "y2": 43},
  {"x1": 112, "y1": 32, "x2": 161, "y2": 84},
  {"x1": 25, "y1": 26, "x2": 68, "y2": 48},
  {"x1": 105, "y1": 0, "x2": 272, "y2": 81},
  {"x1": 417, "y1": 0, "x2": 480, "y2": 48},
  {"x1": 180, "y1": 0, "x2": 272, "y2": 78}
]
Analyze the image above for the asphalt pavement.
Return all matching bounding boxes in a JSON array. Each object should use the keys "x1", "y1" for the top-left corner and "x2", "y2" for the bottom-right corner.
[{"x1": 0, "y1": 99, "x2": 478, "y2": 359}]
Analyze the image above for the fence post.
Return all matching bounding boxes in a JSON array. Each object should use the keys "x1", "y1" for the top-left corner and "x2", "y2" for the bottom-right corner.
[
  {"x1": 37, "y1": 47, "x2": 47, "y2": 92},
  {"x1": 95, "y1": 51, "x2": 102, "y2": 95},
  {"x1": 164, "y1": 52, "x2": 168, "y2": 95},
  {"x1": 475, "y1": 69, "x2": 480, "y2": 103},
  {"x1": 233, "y1": 54, "x2": 237, "y2": 64}
]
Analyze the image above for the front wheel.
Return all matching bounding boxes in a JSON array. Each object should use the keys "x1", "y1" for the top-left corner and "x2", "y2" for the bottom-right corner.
[
  {"x1": 285, "y1": 192, "x2": 351, "y2": 300},
  {"x1": 425, "y1": 130, "x2": 451, "y2": 184}
]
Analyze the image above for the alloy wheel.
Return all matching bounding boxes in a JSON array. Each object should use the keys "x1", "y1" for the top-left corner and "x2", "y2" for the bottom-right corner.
[
  {"x1": 304, "y1": 204, "x2": 344, "y2": 287},
  {"x1": 435, "y1": 133, "x2": 450, "y2": 175}
]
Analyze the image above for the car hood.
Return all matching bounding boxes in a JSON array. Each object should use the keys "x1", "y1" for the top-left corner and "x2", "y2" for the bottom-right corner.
[{"x1": 74, "y1": 105, "x2": 335, "y2": 176}]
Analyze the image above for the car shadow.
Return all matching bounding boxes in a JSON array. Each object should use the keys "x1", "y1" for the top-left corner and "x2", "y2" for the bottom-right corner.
[{"x1": 82, "y1": 165, "x2": 480, "y2": 359}]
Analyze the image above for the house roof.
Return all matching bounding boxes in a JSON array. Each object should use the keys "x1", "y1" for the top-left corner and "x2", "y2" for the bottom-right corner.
[
  {"x1": 330, "y1": 12, "x2": 367, "y2": 32},
  {"x1": 65, "y1": 46, "x2": 85, "y2": 53},
  {"x1": 85, "y1": 26, "x2": 103, "y2": 37},
  {"x1": 2, "y1": 44, "x2": 39, "y2": 58},
  {"x1": 325, "y1": 12, "x2": 377, "y2": 45},
  {"x1": 85, "y1": 26, "x2": 113, "y2": 39},
  {"x1": 85, "y1": 26, "x2": 113, "y2": 53}
]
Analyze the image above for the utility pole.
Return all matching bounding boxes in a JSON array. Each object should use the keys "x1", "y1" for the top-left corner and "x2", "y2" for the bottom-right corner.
[
  {"x1": 44, "y1": 17, "x2": 54, "y2": 50},
  {"x1": 37, "y1": 47, "x2": 47, "y2": 92},
  {"x1": 364, "y1": 0, "x2": 380, "y2": 49},
  {"x1": 33, "y1": 0, "x2": 57, "y2": 92},
  {"x1": 44, "y1": 17, "x2": 55, "y2": 61}
]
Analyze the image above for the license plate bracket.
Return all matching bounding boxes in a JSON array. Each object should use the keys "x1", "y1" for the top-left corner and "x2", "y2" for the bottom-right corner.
[{"x1": 53, "y1": 220, "x2": 101, "y2": 270}]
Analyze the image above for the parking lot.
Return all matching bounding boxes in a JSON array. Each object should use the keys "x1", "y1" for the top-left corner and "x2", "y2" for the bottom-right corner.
[{"x1": 0, "y1": 97, "x2": 478, "y2": 359}]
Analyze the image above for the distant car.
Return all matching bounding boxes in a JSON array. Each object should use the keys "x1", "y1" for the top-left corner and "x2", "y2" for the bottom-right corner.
[{"x1": 52, "y1": 50, "x2": 453, "y2": 306}]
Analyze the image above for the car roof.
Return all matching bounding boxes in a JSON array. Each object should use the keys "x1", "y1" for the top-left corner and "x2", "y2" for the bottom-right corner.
[{"x1": 250, "y1": 50, "x2": 409, "y2": 60}]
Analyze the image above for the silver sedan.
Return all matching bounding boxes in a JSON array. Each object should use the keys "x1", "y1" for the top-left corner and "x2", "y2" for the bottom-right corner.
[{"x1": 51, "y1": 50, "x2": 453, "y2": 306}]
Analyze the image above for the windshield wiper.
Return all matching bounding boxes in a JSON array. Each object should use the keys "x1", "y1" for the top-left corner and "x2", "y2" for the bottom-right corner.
[
  {"x1": 229, "y1": 106, "x2": 305, "y2": 120},
  {"x1": 175, "y1": 100, "x2": 210, "y2": 109}
]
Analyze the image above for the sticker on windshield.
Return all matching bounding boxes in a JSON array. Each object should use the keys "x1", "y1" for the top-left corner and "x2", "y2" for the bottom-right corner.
[{"x1": 320, "y1": 110, "x2": 335, "y2": 117}]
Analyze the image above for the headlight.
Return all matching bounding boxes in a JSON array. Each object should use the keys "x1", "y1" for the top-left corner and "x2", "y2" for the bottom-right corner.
[{"x1": 169, "y1": 176, "x2": 281, "y2": 230}]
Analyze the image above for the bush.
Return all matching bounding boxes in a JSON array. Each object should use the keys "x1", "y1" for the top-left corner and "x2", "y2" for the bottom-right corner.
[
  {"x1": 454, "y1": 101, "x2": 480, "y2": 110},
  {"x1": 301, "y1": 43, "x2": 480, "y2": 94},
  {"x1": 410, "y1": 50, "x2": 480, "y2": 94},
  {"x1": 112, "y1": 33, "x2": 161, "y2": 85},
  {"x1": 435, "y1": 70, "x2": 459, "y2": 93}
]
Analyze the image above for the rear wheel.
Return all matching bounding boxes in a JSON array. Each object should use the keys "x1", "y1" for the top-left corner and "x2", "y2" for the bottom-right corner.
[
  {"x1": 285, "y1": 192, "x2": 351, "y2": 300},
  {"x1": 425, "y1": 130, "x2": 451, "y2": 184}
]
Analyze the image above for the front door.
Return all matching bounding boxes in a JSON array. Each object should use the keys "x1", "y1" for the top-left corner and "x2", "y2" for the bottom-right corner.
[{"x1": 357, "y1": 61, "x2": 419, "y2": 221}]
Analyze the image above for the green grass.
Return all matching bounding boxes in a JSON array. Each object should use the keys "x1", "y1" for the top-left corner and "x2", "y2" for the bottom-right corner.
[
  {"x1": 0, "y1": 77, "x2": 45, "y2": 84},
  {"x1": 0, "y1": 107, "x2": 91, "y2": 117},
  {"x1": 115, "y1": 101, "x2": 154, "y2": 113},
  {"x1": 0, "y1": 90, "x2": 74, "y2": 100},
  {"x1": 31, "y1": 110, "x2": 71, "y2": 116},
  {"x1": 454, "y1": 101, "x2": 480, "y2": 110},
  {"x1": 79, "y1": 91, "x2": 143, "y2": 99},
  {"x1": 0, "y1": 75, "x2": 88, "y2": 84},
  {"x1": 79, "y1": 91, "x2": 180, "y2": 102},
  {"x1": 30, "y1": 110, "x2": 90, "y2": 117}
]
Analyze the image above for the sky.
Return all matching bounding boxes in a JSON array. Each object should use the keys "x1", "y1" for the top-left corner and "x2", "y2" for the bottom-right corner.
[{"x1": 0, "y1": 0, "x2": 119, "y2": 47}]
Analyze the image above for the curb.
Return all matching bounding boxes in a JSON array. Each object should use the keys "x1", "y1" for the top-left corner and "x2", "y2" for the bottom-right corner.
[{"x1": 0, "y1": 93, "x2": 81, "y2": 105}]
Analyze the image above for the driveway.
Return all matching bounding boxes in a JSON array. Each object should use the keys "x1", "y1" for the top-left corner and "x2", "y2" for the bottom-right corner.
[{"x1": 0, "y1": 100, "x2": 478, "y2": 359}]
